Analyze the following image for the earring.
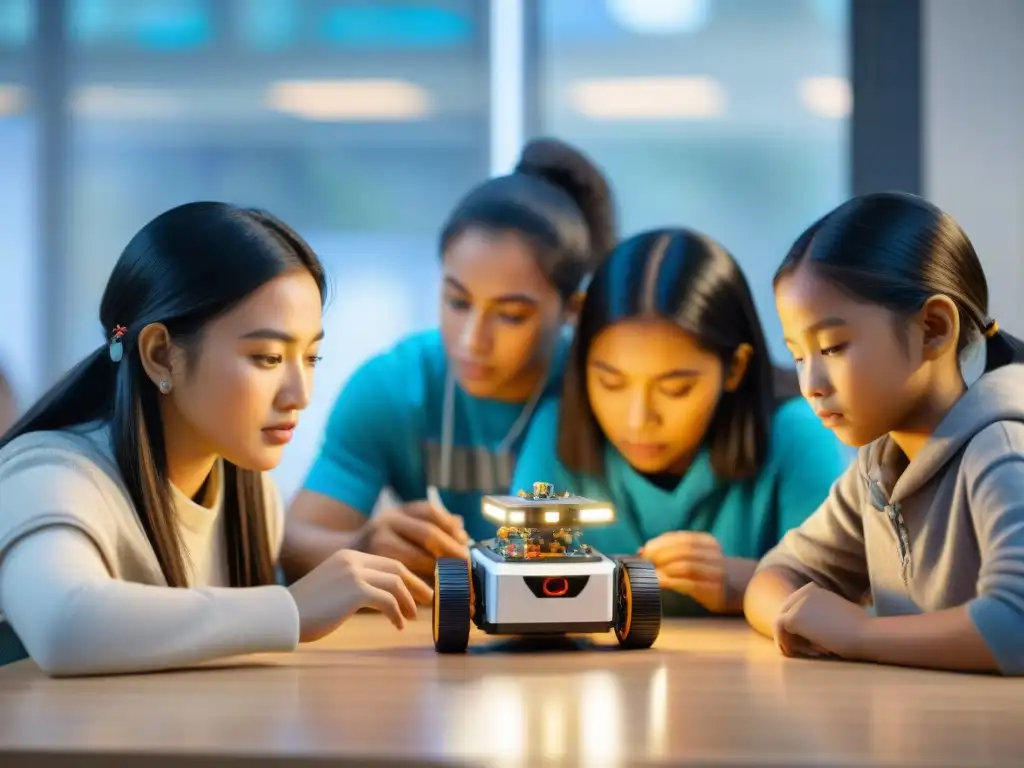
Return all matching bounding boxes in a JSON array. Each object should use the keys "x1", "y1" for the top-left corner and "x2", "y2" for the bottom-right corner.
[{"x1": 158, "y1": 380, "x2": 172, "y2": 394}]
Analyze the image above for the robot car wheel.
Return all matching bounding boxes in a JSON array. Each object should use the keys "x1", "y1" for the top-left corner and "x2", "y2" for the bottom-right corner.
[
  {"x1": 613, "y1": 557, "x2": 662, "y2": 649},
  {"x1": 433, "y1": 557, "x2": 472, "y2": 653}
]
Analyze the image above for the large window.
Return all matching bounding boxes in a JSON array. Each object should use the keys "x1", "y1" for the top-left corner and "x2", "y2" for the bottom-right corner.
[
  {"x1": 9, "y1": 0, "x2": 851, "y2": 496},
  {"x1": 62, "y1": 0, "x2": 490, "y2": 494},
  {"x1": 536, "y1": 0, "x2": 850, "y2": 359}
]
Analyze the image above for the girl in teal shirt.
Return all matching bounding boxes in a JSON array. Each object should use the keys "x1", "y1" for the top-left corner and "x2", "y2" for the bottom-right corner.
[
  {"x1": 511, "y1": 228, "x2": 849, "y2": 615},
  {"x1": 283, "y1": 138, "x2": 617, "y2": 581}
]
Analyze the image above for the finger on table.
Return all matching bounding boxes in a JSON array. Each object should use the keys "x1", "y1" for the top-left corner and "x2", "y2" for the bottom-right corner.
[
  {"x1": 356, "y1": 552, "x2": 435, "y2": 603},
  {"x1": 360, "y1": 585, "x2": 406, "y2": 630},
  {"x1": 361, "y1": 569, "x2": 419, "y2": 620}
]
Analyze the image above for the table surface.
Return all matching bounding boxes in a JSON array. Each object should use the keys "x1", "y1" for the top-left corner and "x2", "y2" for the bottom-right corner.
[{"x1": 0, "y1": 609, "x2": 1022, "y2": 767}]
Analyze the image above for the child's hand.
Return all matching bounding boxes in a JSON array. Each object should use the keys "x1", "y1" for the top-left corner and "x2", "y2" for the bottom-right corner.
[
  {"x1": 773, "y1": 582, "x2": 869, "y2": 659},
  {"x1": 640, "y1": 531, "x2": 727, "y2": 613},
  {"x1": 287, "y1": 550, "x2": 433, "y2": 642},
  {"x1": 358, "y1": 501, "x2": 469, "y2": 577}
]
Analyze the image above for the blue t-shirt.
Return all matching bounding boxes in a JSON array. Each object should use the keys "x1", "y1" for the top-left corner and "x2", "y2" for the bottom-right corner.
[
  {"x1": 304, "y1": 329, "x2": 569, "y2": 543},
  {"x1": 511, "y1": 396, "x2": 851, "y2": 612}
]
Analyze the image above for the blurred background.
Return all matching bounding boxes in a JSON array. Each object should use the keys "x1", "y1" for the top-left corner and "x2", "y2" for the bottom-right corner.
[{"x1": 0, "y1": 0, "x2": 1019, "y2": 498}]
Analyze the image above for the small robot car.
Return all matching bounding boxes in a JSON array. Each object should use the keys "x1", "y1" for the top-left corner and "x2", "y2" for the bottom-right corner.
[{"x1": 432, "y1": 482, "x2": 662, "y2": 653}]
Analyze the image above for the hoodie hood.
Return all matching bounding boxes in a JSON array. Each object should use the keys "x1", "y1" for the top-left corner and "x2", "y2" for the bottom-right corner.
[{"x1": 869, "y1": 364, "x2": 1024, "y2": 502}]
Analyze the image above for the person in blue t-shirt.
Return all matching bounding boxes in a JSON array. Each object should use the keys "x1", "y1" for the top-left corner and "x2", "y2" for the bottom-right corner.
[
  {"x1": 281, "y1": 138, "x2": 617, "y2": 580},
  {"x1": 511, "y1": 228, "x2": 850, "y2": 615}
]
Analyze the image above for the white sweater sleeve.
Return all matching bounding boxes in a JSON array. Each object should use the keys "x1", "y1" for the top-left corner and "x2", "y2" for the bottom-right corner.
[{"x1": 0, "y1": 526, "x2": 300, "y2": 677}]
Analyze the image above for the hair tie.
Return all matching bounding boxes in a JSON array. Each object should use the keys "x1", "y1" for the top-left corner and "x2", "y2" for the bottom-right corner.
[
  {"x1": 984, "y1": 319, "x2": 999, "y2": 338},
  {"x1": 109, "y1": 325, "x2": 127, "y2": 362}
]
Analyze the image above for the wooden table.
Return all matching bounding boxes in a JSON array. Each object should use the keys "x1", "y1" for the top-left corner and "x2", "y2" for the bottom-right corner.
[{"x1": 0, "y1": 609, "x2": 1022, "y2": 767}]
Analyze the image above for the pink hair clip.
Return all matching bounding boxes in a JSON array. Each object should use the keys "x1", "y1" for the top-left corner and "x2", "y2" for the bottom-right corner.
[{"x1": 109, "y1": 325, "x2": 127, "y2": 362}]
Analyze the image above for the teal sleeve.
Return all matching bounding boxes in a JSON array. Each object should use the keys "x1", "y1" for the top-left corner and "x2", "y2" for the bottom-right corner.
[
  {"x1": 771, "y1": 399, "x2": 853, "y2": 540},
  {"x1": 510, "y1": 397, "x2": 577, "y2": 495},
  {"x1": 303, "y1": 355, "x2": 412, "y2": 516}
]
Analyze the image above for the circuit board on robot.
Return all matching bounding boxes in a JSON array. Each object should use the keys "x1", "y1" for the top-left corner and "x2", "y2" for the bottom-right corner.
[{"x1": 480, "y1": 481, "x2": 614, "y2": 562}]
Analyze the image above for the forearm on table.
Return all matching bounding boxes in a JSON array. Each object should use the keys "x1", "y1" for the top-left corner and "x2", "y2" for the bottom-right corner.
[
  {"x1": 0, "y1": 533, "x2": 300, "y2": 677},
  {"x1": 722, "y1": 557, "x2": 759, "y2": 614},
  {"x1": 850, "y1": 605, "x2": 1002, "y2": 674},
  {"x1": 47, "y1": 583, "x2": 299, "y2": 676},
  {"x1": 742, "y1": 566, "x2": 806, "y2": 636}
]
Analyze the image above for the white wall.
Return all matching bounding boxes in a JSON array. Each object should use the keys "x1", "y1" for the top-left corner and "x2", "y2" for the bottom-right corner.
[{"x1": 923, "y1": 0, "x2": 1024, "y2": 334}]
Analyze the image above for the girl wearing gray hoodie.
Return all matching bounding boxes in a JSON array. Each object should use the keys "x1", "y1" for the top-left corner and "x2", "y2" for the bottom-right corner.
[{"x1": 745, "y1": 191, "x2": 1024, "y2": 676}]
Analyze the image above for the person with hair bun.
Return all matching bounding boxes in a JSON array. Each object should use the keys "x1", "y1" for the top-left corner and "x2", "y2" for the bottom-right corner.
[
  {"x1": 746, "y1": 191, "x2": 1024, "y2": 676},
  {"x1": 283, "y1": 138, "x2": 618, "y2": 580}
]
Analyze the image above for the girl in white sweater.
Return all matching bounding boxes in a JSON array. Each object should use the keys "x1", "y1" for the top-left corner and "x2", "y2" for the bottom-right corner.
[{"x1": 0, "y1": 202, "x2": 430, "y2": 676}]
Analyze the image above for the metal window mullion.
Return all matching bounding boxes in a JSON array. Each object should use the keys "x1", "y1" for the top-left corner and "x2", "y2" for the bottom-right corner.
[
  {"x1": 488, "y1": 0, "x2": 526, "y2": 177},
  {"x1": 35, "y1": 0, "x2": 72, "y2": 387}
]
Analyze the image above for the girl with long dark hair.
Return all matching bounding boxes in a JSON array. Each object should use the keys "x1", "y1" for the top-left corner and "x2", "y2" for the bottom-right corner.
[{"x1": 0, "y1": 203, "x2": 429, "y2": 675}]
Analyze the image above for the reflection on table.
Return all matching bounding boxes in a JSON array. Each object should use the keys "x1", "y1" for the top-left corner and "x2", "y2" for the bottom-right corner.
[{"x1": 1, "y1": 612, "x2": 1022, "y2": 766}]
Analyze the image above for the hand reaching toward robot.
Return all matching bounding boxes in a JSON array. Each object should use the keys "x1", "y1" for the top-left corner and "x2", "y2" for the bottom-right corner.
[
  {"x1": 358, "y1": 493, "x2": 470, "y2": 576},
  {"x1": 287, "y1": 549, "x2": 433, "y2": 642},
  {"x1": 640, "y1": 531, "x2": 729, "y2": 613}
]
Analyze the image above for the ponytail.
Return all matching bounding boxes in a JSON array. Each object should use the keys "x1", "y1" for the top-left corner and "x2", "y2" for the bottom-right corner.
[
  {"x1": 0, "y1": 346, "x2": 114, "y2": 451},
  {"x1": 983, "y1": 322, "x2": 1024, "y2": 372},
  {"x1": 440, "y1": 137, "x2": 616, "y2": 303}
]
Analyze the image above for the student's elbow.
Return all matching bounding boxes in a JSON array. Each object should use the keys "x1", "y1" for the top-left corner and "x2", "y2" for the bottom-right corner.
[
  {"x1": 14, "y1": 584, "x2": 133, "y2": 677},
  {"x1": 28, "y1": 614, "x2": 176, "y2": 678},
  {"x1": 32, "y1": 640, "x2": 93, "y2": 678},
  {"x1": 26, "y1": 615, "x2": 108, "y2": 678},
  {"x1": 967, "y1": 589, "x2": 1024, "y2": 677},
  {"x1": 34, "y1": 639, "x2": 160, "y2": 678}
]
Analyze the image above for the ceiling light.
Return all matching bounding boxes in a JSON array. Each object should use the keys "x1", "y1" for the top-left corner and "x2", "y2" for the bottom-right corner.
[
  {"x1": 799, "y1": 76, "x2": 852, "y2": 118},
  {"x1": 605, "y1": 0, "x2": 711, "y2": 35},
  {"x1": 265, "y1": 79, "x2": 432, "y2": 122},
  {"x1": 569, "y1": 76, "x2": 724, "y2": 120}
]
